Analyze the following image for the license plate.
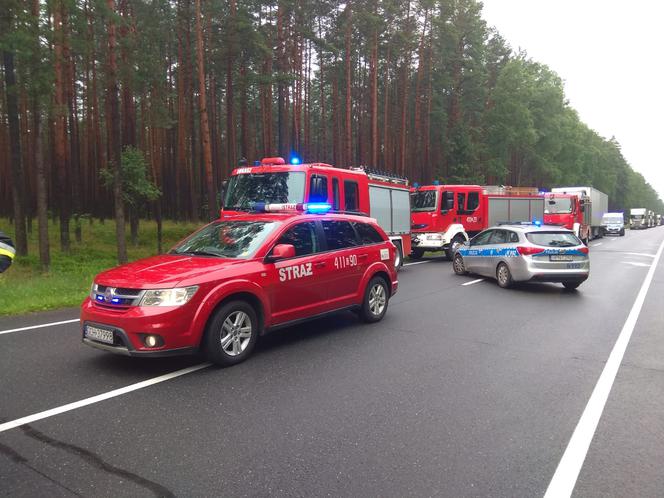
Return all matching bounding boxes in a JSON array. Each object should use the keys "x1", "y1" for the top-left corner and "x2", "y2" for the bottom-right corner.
[
  {"x1": 85, "y1": 325, "x2": 114, "y2": 344},
  {"x1": 567, "y1": 263, "x2": 583, "y2": 269},
  {"x1": 550, "y1": 254, "x2": 573, "y2": 261}
]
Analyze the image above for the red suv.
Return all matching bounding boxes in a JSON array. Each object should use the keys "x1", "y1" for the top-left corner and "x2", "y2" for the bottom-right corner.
[{"x1": 81, "y1": 208, "x2": 398, "y2": 366}]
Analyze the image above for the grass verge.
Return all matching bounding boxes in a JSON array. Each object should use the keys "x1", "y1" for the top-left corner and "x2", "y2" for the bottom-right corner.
[{"x1": 0, "y1": 218, "x2": 200, "y2": 317}]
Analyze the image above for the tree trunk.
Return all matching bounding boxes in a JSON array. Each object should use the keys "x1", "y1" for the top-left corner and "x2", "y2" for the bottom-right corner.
[
  {"x1": 107, "y1": 0, "x2": 127, "y2": 263},
  {"x1": 1, "y1": 7, "x2": 28, "y2": 255},
  {"x1": 370, "y1": 28, "x2": 378, "y2": 167},
  {"x1": 52, "y1": 0, "x2": 70, "y2": 252},
  {"x1": 195, "y1": 0, "x2": 216, "y2": 220},
  {"x1": 344, "y1": 3, "x2": 352, "y2": 166}
]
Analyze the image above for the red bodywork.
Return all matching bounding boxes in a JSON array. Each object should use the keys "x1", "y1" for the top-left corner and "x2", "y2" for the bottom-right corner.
[
  {"x1": 542, "y1": 193, "x2": 588, "y2": 239},
  {"x1": 224, "y1": 159, "x2": 411, "y2": 257},
  {"x1": 411, "y1": 185, "x2": 487, "y2": 236},
  {"x1": 80, "y1": 212, "x2": 397, "y2": 357}
]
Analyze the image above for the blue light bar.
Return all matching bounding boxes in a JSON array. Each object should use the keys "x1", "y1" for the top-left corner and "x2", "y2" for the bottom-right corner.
[
  {"x1": 533, "y1": 218, "x2": 542, "y2": 227},
  {"x1": 290, "y1": 155, "x2": 301, "y2": 165},
  {"x1": 306, "y1": 202, "x2": 332, "y2": 214},
  {"x1": 433, "y1": 180, "x2": 440, "y2": 186},
  {"x1": 413, "y1": 182, "x2": 420, "y2": 188}
]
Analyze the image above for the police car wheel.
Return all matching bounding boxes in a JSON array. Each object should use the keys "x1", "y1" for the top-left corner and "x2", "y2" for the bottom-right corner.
[
  {"x1": 445, "y1": 236, "x2": 464, "y2": 261},
  {"x1": 563, "y1": 282, "x2": 581, "y2": 290},
  {"x1": 453, "y1": 254, "x2": 467, "y2": 275},
  {"x1": 360, "y1": 277, "x2": 389, "y2": 323},
  {"x1": 204, "y1": 300, "x2": 259, "y2": 366},
  {"x1": 496, "y1": 263, "x2": 513, "y2": 288},
  {"x1": 410, "y1": 248, "x2": 424, "y2": 260}
]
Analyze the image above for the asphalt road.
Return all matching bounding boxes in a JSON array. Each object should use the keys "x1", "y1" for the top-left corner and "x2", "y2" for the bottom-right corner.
[{"x1": 1, "y1": 227, "x2": 663, "y2": 497}]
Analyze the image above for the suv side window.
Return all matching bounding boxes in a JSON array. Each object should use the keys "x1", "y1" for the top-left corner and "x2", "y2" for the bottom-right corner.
[
  {"x1": 322, "y1": 220, "x2": 360, "y2": 250},
  {"x1": 344, "y1": 181, "x2": 360, "y2": 212},
  {"x1": 277, "y1": 222, "x2": 319, "y2": 257},
  {"x1": 508, "y1": 231, "x2": 519, "y2": 243},
  {"x1": 352, "y1": 222, "x2": 384, "y2": 245},
  {"x1": 471, "y1": 230, "x2": 493, "y2": 246}
]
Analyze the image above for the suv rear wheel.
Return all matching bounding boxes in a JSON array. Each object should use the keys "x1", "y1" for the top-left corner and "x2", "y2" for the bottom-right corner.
[
  {"x1": 360, "y1": 276, "x2": 389, "y2": 323},
  {"x1": 204, "y1": 300, "x2": 259, "y2": 366}
]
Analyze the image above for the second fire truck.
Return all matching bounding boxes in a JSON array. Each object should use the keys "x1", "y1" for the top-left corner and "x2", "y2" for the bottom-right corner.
[{"x1": 410, "y1": 184, "x2": 544, "y2": 259}]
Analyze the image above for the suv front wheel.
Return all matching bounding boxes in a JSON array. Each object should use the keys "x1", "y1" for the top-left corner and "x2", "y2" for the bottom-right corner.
[
  {"x1": 360, "y1": 276, "x2": 390, "y2": 323},
  {"x1": 204, "y1": 300, "x2": 259, "y2": 366}
]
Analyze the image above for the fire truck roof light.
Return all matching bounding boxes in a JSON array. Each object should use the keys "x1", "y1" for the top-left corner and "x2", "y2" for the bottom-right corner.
[
  {"x1": 290, "y1": 155, "x2": 301, "y2": 165},
  {"x1": 260, "y1": 157, "x2": 286, "y2": 165}
]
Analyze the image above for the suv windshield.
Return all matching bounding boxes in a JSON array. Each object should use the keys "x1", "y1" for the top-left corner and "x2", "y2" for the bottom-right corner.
[
  {"x1": 526, "y1": 231, "x2": 581, "y2": 247},
  {"x1": 544, "y1": 197, "x2": 572, "y2": 214},
  {"x1": 171, "y1": 221, "x2": 279, "y2": 259},
  {"x1": 411, "y1": 191, "x2": 437, "y2": 212},
  {"x1": 225, "y1": 172, "x2": 305, "y2": 210}
]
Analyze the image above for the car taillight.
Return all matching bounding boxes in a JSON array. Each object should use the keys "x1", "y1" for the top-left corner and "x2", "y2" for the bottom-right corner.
[
  {"x1": 517, "y1": 246, "x2": 545, "y2": 256},
  {"x1": 578, "y1": 246, "x2": 589, "y2": 254}
]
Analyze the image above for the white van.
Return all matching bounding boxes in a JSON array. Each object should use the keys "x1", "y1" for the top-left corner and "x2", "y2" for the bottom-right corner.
[{"x1": 601, "y1": 212, "x2": 625, "y2": 236}]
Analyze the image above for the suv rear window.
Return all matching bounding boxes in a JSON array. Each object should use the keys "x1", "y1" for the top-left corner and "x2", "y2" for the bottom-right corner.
[
  {"x1": 353, "y1": 222, "x2": 385, "y2": 244},
  {"x1": 526, "y1": 231, "x2": 581, "y2": 247}
]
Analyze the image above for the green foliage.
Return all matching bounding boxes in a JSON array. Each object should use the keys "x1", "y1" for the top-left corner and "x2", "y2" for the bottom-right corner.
[
  {"x1": 0, "y1": 218, "x2": 199, "y2": 316},
  {"x1": 100, "y1": 147, "x2": 161, "y2": 209}
]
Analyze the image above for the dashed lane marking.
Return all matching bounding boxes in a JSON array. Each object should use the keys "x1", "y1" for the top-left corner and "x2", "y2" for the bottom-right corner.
[
  {"x1": 461, "y1": 278, "x2": 484, "y2": 286},
  {"x1": 0, "y1": 319, "x2": 80, "y2": 336},
  {"x1": 591, "y1": 242, "x2": 603, "y2": 247},
  {"x1": 544, "y1": 236, "x2": 664, "y2": 497},
  {"x1": 624, "y1": 252, "x2": 656, "y2": 258},
  {"x1": 0, "y1": 363, "x2": 212, "y2": 434},
  {"x1": 623, "y1": 261, "x2": 651, "y2": 267}
]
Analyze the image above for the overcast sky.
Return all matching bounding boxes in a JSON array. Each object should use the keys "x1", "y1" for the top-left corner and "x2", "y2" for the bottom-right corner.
[{"x1": 480, "y1": 0, "x2": 664, "y2": 200}]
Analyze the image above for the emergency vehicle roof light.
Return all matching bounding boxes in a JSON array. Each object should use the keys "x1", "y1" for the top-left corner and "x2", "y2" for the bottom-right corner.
[
  {"x1": 260, "y1": 157, "x2": 286, "y2": 165},
  {"x1": 433, "y1": 180, "x2": 440, "y2": 186},
  {"x1": 305, "y1": 202, "x2": 332, "y2": 214},
  {"x1": 533, "y1": 218, "x2": 542, "y2": 227},
  {"x1": 413, "y1": 182, "x2": 420, "y2": 189},
  {"x1": 253, "y1": 160, "x2": 261, "y2": 166},
  {"x1": 289, "y1": 154, "x2": 302, "y2": 165}
]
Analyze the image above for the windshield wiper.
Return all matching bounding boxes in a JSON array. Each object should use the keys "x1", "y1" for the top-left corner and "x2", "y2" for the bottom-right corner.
[{"x1": 176, "y1": 250, "x2": 223, "y2": 257}]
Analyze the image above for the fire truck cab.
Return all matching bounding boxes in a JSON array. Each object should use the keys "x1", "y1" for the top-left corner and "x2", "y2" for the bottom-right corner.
[
  {"x1": 222, "y1": 157, "x2": 411, "y2": 269},
  {"x1": 410, "y1": 184, "x2": 543, "y2": 260}
]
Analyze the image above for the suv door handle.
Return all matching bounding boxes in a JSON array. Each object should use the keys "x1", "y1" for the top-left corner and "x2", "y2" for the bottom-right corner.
[{"x1": 314, "y1": 261, "x2": 326, "y2": 268}]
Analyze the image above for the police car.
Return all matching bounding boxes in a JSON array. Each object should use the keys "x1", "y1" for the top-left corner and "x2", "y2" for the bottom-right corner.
[
  {"x1": 452, "y1": 223, "x2": 589, "y2": 289},
  {"x1": 81, "y1": 203, "x2": 398, "y2": 366}
]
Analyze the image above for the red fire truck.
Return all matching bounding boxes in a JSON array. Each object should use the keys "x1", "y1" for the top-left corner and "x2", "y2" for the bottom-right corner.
[
  {"x1": 544, "y1": 187, "x2": 608, "y2": 244},
  {"x1": 410, "y1": 184, "x2": 544, "y2": 259},
  {"x1": 221, "y1": 157, "x2": 412, "y2": 269}
]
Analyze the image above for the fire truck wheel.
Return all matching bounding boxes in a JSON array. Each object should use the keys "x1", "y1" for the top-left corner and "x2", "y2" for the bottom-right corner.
[
  {"x1": 360, "y1": 276, "x2": 389, "y2": 323},
  {"x1": 204, "y1": 300, "x2": 259, "y2": 366},
  {"x1": 445, "y1": 236, "x2": 465, "y2": 261},
  {"x1": 496, "y1": 263, "x2": 513, "y2": 289},
  {"x1": 453, "y1": 254, "x2": 467, "y2": 275},
  {"x1": 393, "y1": 242, "x2": 403, "y2": 270},
  {"x1": 410, "y1": 248, "x2": 425, "y2": 259}
]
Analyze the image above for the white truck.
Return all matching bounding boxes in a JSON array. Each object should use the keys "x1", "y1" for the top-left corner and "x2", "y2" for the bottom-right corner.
[
  {"x1": 551, "y1": 186, "x2": 608, "y2": 240},
  {"x1": 630, "y1": 208, "x2": 648, "y2": 229}
]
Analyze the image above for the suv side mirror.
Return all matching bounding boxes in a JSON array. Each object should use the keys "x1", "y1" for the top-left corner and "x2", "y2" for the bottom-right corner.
[{"x1": 267, "y1": 244, "x2": 296, "y2": 262}]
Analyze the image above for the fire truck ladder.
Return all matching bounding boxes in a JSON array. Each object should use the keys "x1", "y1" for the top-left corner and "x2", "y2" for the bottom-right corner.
[{"x1": 350, "y1": 166, "x2": 409, "y2": 186}]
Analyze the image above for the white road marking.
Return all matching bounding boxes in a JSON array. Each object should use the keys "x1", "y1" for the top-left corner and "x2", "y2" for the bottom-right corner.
[
  {"x1": 461, "y1": 278, "x2": 484, "y2": 286},
  {"x1": 544, "y1": 236, "x2": 664, "y2": 498},
  {"x1": 591, "y1": 242, "x2": 602, "y2": 247},
  {"x1": 404, "y1": 260, "x2": 432, "y2": 267},
  {"x1": 624, "y1": 252, "x2": 656, "y2": 258},
  {"x1": 623, "y1": 261, "x2": 651, "y2": 267},
  {"x1": 0, "y1": 363, "x2": 212, "y2": 434},
  {"x1": 609, "y1": 238, "x2": 618, "y2": 242},
  {"x1": 0, "y1": 319, "x2": 80, "y2": 336}
]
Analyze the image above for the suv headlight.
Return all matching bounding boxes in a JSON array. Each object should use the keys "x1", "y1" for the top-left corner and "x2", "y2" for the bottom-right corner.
[{"x1": 139, "y1": 286, "x2": 199, "y2": 307}]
